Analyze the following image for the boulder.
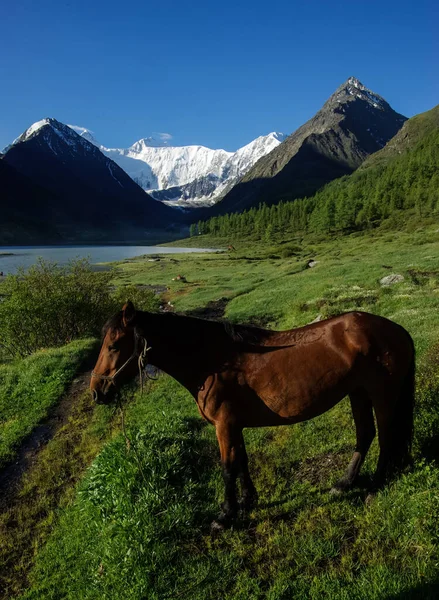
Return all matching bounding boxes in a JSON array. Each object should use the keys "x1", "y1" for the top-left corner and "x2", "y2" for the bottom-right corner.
[{"x1": 380, "y1": 274, "x2": 404, "y2": 286}]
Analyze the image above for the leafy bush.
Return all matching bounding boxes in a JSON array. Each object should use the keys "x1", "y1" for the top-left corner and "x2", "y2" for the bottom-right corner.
[{"x1": 0, "y1": 259, "x2": 159, "y2": 358}]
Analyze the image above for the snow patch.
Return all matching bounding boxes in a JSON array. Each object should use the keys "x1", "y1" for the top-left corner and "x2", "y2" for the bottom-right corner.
[
  {"x1": 107, "y1": 162, "x2": 124, "y2": 187},
  {"x1": 24, "y1": 119, "x2": 51, "y2": 138}
]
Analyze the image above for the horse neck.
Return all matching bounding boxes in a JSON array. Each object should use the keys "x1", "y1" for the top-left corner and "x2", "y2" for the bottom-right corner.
[{"x1": 137, "y1": 311, "x2": 229, "y2": 393}]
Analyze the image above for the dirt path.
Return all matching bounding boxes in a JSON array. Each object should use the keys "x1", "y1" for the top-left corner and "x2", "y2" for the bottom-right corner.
[
  {"x1": 185, "y1": 297, "x2": 229, "y2": 320},
  {"x1": 0, "y1": 364, "x2": 116, "y2": 599},
  {"x1": 0, "y1": 370, "x2": 92, "y2": 510}
]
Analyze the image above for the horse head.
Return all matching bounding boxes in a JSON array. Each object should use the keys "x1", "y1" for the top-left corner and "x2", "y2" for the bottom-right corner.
[{"x1": 90, "y1": 301, "x2": 147, "y2": 404}]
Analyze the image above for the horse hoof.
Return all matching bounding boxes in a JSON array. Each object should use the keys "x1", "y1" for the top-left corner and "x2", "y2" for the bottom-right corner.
[
  {"x1": 210, "y1": 509, "x2": 235, "y2": 534},
  {"x1": 329, "y1": 486, "x2": 344, "y2": 496}
]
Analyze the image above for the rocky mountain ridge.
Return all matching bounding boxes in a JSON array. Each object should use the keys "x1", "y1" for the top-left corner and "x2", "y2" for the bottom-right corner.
[{"x1": 211, "y1": 77, "x2": 407, "y2": 216}]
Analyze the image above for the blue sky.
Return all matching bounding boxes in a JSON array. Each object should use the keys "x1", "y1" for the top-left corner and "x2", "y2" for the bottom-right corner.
[{"x1": 1, "y1": 0, "x2": 437, "y2": 152}]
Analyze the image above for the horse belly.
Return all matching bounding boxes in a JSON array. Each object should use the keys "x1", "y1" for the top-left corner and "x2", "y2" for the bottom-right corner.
[{"x1": 247, "y1": 351, "x2": 355, "y2": 423}]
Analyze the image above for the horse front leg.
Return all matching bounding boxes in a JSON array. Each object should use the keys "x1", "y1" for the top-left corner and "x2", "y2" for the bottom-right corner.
[
  {"x1": 212, "y1": 421, "x2": 242, "y2": 530},
  {"x1": 331, "y1": 388, "x2": 375, "y2": 494}
]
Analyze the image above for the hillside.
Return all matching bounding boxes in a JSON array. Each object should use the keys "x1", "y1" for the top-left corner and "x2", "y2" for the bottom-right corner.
[
  {"x1": 209, "y1": 77, "x2": 407, "y2": 216},
  {"x1": 360, "y1": 103, "x2": 439, "y2": 169}
]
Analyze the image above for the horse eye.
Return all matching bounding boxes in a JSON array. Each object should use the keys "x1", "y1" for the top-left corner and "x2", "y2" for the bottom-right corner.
[{"x1": 108, "y1": 344, "x2": 119, "y2": 352}]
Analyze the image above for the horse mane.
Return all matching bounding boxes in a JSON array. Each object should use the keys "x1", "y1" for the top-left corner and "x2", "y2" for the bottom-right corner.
[
  {"x1": 102, "y1": 309, "x2": 273, "y2": 348},
  {"x1": 222, "y1": 321, "x2": 273, "y2": 345}
]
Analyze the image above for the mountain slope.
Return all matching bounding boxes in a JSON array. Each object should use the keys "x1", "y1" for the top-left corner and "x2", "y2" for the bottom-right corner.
[
  {"x1": 197, "y1": 104, "x2": 439, "y2": 238},
  {"x1": 0, "y1": 160, "x2": 63, "y2": 244},
  {"x1": 2, "y1": 119, "x2": 176, "y2": 242},
  {"x1": 360, "y1": 102, "x2": 439, "y2": 170},
  {"x1": 306, "y1": 103, "x2": 439, "y2": 230},
  {"x1": 212, "y1": 77, "x2": 407, "y2": 215}
]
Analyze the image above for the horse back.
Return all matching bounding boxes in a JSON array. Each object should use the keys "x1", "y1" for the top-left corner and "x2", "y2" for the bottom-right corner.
[{"x1": 198, "y1": 312, "x2": 414, "y2": 427}]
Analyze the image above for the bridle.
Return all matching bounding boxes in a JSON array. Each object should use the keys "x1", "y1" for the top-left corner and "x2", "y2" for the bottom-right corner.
[{"x1": 91, "y1": 329, "x2": 152, "y2": 391}]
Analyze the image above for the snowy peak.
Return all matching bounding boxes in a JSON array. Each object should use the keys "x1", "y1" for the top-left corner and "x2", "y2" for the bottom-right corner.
[
  {"x1": 2, "y1": 116, "x2": 173, "y2": 232},
  {"x1": 7, "y1": 118, "x2": 100, "y2": 157},
  {"x1": 330, "y1": 76, "x2": 390, "y2": 111},
  {"x1": 148, "y1": 131, "x2": 288, "y2": 208},
  {"x1": 21, "y1": 118, "x2": 52, "y2": 139},
  {"x1": 234, "y1": 132, "x2": 287, "y2": 158},
  {"x1": 131, "y1": 136, "x2": 171, "y2": 149},
  {"x1": 3, "y1": 118, "x2": 52, "y2": 152}
]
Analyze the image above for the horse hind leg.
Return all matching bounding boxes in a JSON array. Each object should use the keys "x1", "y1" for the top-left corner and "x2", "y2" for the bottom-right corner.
[
  {"x1": 237, "y1": 432, "x2": 258, "y2": 512},
  {"x1": 331, "y1": 388, "x2": 375, "y2": 494}
]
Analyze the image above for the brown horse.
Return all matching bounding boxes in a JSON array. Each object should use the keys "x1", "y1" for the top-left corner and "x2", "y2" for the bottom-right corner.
[{"x1": 90, "y1": 303, "x2": 415, "y2": 528}]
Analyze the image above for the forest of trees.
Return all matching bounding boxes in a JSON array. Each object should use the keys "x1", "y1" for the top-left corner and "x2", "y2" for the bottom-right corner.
[{"x1": 190, "y1": 127, "x2": 439, "y2": 240}]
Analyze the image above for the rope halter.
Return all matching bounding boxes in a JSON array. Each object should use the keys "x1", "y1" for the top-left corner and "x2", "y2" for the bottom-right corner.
[{"x1": 91, "y1": 329, "x2": 152, "y2": 392}]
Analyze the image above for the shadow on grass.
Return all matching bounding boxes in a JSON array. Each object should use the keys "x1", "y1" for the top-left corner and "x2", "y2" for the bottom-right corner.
[{"x1": 385, "y1": 581, "x2": 439, "y2": 599}]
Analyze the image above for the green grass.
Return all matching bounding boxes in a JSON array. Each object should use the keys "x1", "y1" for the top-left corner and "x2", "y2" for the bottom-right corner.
[
  {"x1": 10, "y1": 221, "x2": 439, "y2": 599},
  {"x1": 0, "y1": 384, "x2": 119, "y2": 599},
  {"x1": 20, "y1": 367, "x2": 439, "y2": 599},
  {"x1": 0, "y1": 339, "x2": 96, "y2": 468}
]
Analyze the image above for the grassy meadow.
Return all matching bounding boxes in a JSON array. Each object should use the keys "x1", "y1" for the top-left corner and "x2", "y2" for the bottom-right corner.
[{"x1": 2, "y1": 222, "x2": 439, "y2": 598}]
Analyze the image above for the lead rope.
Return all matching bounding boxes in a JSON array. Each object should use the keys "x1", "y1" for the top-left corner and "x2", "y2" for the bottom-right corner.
[
  {"x1": 117, "y1": 335, "x2": 156, "y2": 484},
  {"x1": 116, "y1": 393, "x2": 149, "y2": 485},
  {"x1": 137, "y1": 337, "x2": 157, "y2": 393}
]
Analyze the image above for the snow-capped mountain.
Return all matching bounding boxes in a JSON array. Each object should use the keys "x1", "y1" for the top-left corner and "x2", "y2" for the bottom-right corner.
[
  {"x1": 2, "y1": 118, "x2": 174, "y2": 241},
  {"x1": 104, "y1": 141, "x2": 232, "y2": 195},
  {"x1": 149, "y1": 132, "x2": 287, "y2": 207},
  {"x1": 63, "y1": 128, "x2": 287, "y2": 208}
]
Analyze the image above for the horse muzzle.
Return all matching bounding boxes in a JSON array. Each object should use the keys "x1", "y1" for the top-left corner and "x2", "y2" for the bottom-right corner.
[{"x1": 90, "y1": 385, "x2": 116, "y2": 405}]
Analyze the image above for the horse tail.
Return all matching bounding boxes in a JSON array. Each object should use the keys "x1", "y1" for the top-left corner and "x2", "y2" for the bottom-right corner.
[{"x1": 390, "y1": 331, "x2": 415, "y2": 472}]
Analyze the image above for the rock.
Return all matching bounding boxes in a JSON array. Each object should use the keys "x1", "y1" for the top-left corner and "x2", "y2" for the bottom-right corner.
[
  {"x1": 307, "y1": 260, "x2": 318, "y2": 268},
  {"x1": 380, "y1": 274, "x2": 404, "y2": 286}
]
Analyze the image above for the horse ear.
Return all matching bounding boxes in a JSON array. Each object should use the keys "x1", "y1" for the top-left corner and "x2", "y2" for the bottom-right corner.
[{"x1": 122, "y1": 301, "x2": 136, "y2": 327}]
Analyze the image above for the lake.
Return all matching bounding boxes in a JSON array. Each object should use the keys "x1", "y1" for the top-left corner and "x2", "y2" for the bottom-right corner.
[{"x1": 0, "y1": 245, "x2": 217, "y2": 275}]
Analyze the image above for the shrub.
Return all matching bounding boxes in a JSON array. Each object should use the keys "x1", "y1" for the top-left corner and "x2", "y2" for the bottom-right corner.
[
  {"x1": 277, "y1": 243, "x2": 302, "y2": 258},
  {"x1": 0, "y1": 259, "x2": 159, "y2": 358}
]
